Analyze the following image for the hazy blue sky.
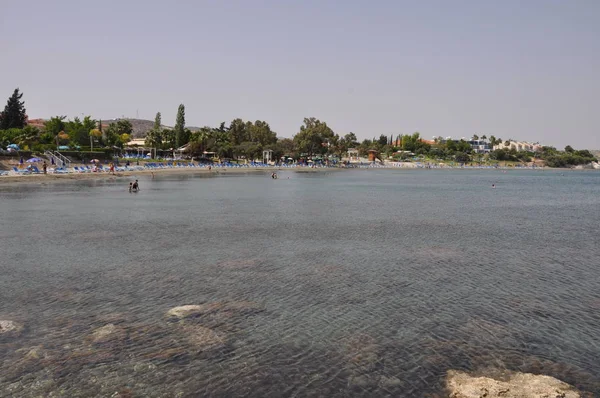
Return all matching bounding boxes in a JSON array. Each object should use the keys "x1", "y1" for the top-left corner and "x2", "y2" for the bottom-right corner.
[{"x1": 1, "y1": 0, "x2": 599, "y2": 148}]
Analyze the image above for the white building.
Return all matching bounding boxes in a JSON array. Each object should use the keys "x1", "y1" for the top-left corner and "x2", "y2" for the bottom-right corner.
[
  {"x1": 493, "y1": 141, "x2": 542, "y2": 152},
  {"x1": 468, "y1": 139, "x2": 491, "y2": 154}
]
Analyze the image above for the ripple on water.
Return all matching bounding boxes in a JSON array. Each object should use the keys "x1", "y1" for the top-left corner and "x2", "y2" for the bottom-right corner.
[{"x1": 1, "y1": 170, "x2": 599, "y2": 396}]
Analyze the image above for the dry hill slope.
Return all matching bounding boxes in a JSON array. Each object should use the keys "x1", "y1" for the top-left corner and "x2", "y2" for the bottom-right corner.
[{"x1": 100, "y1": 118, "x2": 201, "y2": 138}]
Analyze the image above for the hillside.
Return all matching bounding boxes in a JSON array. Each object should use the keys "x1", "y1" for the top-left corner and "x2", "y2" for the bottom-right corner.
[{"x1": 100, "y1": 118, "x2": 202, "y2": 138}]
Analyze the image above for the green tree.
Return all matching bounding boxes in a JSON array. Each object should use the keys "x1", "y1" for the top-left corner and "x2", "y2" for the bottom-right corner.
[
  {"x1": 228, "y1": 118, "x2": 248, "y2": 146},
  {"x1": 564, "y1": 145, "x2": 574, "y2": 153},
  {"x1": 378, "y1": 134, "x2": 388, "y2": 146},
  {"x1": 44, "y1": 116, "x2": 67, "y2": 146},
  {"x1": 15, "y1": 125, "x2": 40, "y2": 150},
  {"x1": 248, "y1": 120, "x2": 277, "y2": 147},
  {"x1": 66, "y1": 116, "x2": 95, "y2": 146},
  {"x1": 153, "y1": 112, "x2": 161, "y2": 131},
  {"x1": 189, "y1": 126, "x2": 212, "y2": 154},
  {"x1": 344, "y1": 132, "x2": 358, "y2": 147},
  {"x1": 293, "y1": 117, "x2": 335, "y2": 158},
  {"x1": 0, "y1": 88, "x2": 27, "y2": 130},
  {"x1": 120, "y1": 133, "x2": 131, "y2": 145},
  {"x1": 174, "y1": 104, "x2": 185, "y2": 148},
  {"x1": 89, "y1": 129, "x2": 102, "y2": 150},
  {"x1": 105, "y1": 119, "x2": 133, "y2": 148},
  {"x1": 145, "y1": 112, "x2": 163, "y2": 153},
  {"x1": 162, "y1": 129, "x2": 176, "y2": 148},
  {"x1": 273, "y1": 138, "x2": 296, "y2": 161},
  {"x1": 472, "y1": 134, "x2": 479, "y2": 141}
]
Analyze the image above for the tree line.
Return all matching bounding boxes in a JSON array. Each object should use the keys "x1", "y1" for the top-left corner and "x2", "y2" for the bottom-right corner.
[{"x1": 1, "y1": 88, "x2": 597, "y2": 167}]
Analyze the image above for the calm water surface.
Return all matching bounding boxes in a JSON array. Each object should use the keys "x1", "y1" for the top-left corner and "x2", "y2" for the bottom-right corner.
[{"x1": 1, "y1": 169, "x2": 599, "y2": 397}]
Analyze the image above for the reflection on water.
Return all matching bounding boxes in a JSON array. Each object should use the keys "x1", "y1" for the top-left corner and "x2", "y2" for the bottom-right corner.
[{"x1": 1, "y1": 170, "x2": 599, "y2": 397}]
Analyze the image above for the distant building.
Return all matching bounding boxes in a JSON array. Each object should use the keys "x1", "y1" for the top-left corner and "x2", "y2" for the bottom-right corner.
[
  {"x1": 26, "y1": 118, "x2": 46, "y2": 129},
  {"x1": 127, "y1": 138, "x2": 147, "y2": 147},
  {"x1": 391, "y1": 138, "x2": 435, "y2": 147},
  {"x1": 347, "y1": 148, "x2": 359, "y2": 161},
  {"x1": 493, "y1": 141, "x2": 542, "y2": 152},
  {"x1": 468, "y1": 139, "x2": 491, "y2": 154}
]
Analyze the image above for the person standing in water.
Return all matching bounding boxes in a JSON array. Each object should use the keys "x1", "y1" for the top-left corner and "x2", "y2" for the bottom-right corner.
[
  {"x1": 132, "y1": 179, "x2": 139, "y2": 191},
  {"x1": 129, "y1": 182, "x2": 133, "y2": 192}
]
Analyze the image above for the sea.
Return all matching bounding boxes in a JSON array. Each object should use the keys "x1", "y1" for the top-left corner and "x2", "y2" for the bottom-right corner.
[{"x1": 0, "y1": 169, "x2": 599, "y2": 397}]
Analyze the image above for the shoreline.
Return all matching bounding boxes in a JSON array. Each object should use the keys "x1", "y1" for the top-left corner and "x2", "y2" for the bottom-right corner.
[
  {"x1": 0, "y1": 166, "x2": 338, "y2": 186},
  {"x1": 0, "y1": 164, "x2": 591, "y2": 186}
]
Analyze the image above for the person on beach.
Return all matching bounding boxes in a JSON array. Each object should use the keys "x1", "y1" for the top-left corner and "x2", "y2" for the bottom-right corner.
[
  {"x1": 129, "y1": 182, "x2": 133, "y2": 192},
  {"x1": 132, "y1": 180, "x2": 139, "y2": 191},
  {"x1": 42, "y1": 161, "x2": 47, "y2": 174},
  {"x1": 109, "y1": 163, "x2": 115, "y2": 174}
]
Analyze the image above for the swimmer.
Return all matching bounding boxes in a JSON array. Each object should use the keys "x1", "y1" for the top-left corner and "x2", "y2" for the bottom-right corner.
[{"x1": 492, "y1": 184, "x2": 496, "y2": 189}]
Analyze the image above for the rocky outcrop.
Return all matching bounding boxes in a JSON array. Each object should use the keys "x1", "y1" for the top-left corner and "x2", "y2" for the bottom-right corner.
[
  {"x1": 446, "y1": 370, "x2": 580, "y2": 398},
  {"x1": 166, "y1": 301, "x2": 264, "y2": 319},
  {"x1": 0, "y1": 320, "x2": 23, "y2": 335}
]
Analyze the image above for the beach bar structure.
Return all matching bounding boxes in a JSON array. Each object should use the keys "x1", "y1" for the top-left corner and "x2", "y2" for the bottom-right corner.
[
  {"x1": 347, "y1": 148, "x2": 359, "y2": 162},
  {"x1": 367, "y1": 149, "x2": 380, "y2": 162},
  {"x1": 263, "y1": 149, "x2": 273, "y2": 164}
]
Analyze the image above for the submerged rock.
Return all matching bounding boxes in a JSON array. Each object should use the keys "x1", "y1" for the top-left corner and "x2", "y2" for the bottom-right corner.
[
  {"x1": 166, "y1": 304, "x2": 222, "y2": 319},
  {"x1": 0, "y1": 320, "x2": 23, "y2": 335},
  {"x1": 446, "y1": 370, "x2": 580, "y2": 398},
  {"x1": 166, "y1": 302, "x2": 264, "y2": 319},
  {"x1": 89, "y1": 323, "x2": 126, "y2": 344},
  {"x1": 182, "y1": 325, "x2": 225, "y2": 349}
]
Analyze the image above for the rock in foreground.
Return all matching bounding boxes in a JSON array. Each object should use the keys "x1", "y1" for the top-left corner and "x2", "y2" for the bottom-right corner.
[
  {"x1": 446, "y1": 370, "x2": 580, "y2": 398},
  {"x1": 166, "y1": 302, "x2": 264, "y2": 319},
  {"x1": 0, "y1": 320, "x2": 23, "y2": 335},
  {"x1": 89, "y1": 324, "x2": 126, "y2": 344},
  {"x1": 166, "y1": 304, "x2": 222, "y2": 319}
]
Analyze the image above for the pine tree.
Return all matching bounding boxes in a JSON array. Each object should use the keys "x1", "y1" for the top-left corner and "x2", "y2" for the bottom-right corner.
[
  {"x1": 174, "y1": 104, "x2": 185, "y2": 148},
  {"x1": 153, "y1": 112, "x2": 161, "y2": 131},
  {"x1": 0, "y1": 88, "x2": 27, "y2": 130}
]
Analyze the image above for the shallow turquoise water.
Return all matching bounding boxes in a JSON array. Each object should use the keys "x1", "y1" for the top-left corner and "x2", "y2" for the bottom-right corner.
[{"x1": 1, "y1": 169, "x2": 599, "y2": 397}]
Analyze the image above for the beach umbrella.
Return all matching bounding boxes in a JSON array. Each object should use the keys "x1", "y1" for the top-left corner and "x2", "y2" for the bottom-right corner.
[
  {"x1": 90, "y1": 159, "x2": 100, "y2": 163},
  {"x1": 26, "y1": 157, "x2": 42, "y2": 162}
]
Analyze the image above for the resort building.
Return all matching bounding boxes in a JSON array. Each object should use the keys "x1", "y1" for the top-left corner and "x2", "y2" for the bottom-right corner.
[
  {"x1": 493, "y1": 141, "x2": 542, "y2": 152},
  {"x1": 468, "y1": 139, "x2": 491, "y2": 154}
]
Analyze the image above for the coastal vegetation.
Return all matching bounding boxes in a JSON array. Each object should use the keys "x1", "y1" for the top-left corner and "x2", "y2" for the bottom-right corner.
[{"x1": 0, "y1": 88, "x2": 597, "y2": 168}]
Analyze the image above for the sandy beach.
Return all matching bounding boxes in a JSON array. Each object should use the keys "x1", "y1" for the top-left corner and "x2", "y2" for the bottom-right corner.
[{"x1": 0, "y1": 165, "x2": 340, "y2": 185}]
